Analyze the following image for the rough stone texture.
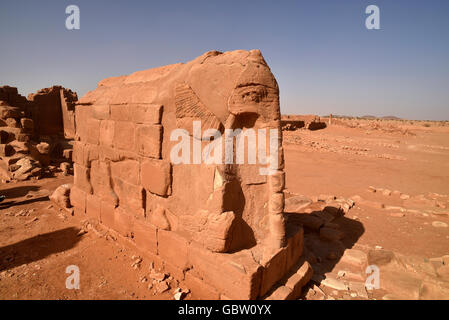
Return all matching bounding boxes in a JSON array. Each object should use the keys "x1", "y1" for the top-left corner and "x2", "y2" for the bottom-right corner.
[
  {"x1": 0, "y1": 85, "x2": 77, "y2": 182},
  {"x1": 71, "y1": 50, "x2": 305, "y2": 299}
]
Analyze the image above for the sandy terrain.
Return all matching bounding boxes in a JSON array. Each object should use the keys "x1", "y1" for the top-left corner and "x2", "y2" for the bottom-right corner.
[{"x1": 1, "y1": 118, "x2": 448, "y2": 300}]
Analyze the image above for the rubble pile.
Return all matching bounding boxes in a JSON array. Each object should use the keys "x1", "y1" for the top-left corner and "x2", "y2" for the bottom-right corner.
[{"x1": 0, "y1": 85, "x2": 77, "y2": 182}]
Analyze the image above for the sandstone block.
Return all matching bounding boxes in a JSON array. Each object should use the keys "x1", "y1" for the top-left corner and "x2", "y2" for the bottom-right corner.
[
  {"x1": 286, "y1": 227, "x2": 304, "y2": 271},
  {"x1": 285, "y1": 261, "x2": 313, "y2": 299},
  {"x1": 99, "y1": 120, "x2": 115, "y2": 146},
  {"x1": 188, "y1": 242, "x2": 263, "y2": 300},
  {"x1": 135, "y1": 124, "x2": 162, "y2": 158},
  {"x1": 110, "y1": 104, "x2": 130, "y2": 121},
  {"x1": 129, "y1": 104, "x2": 163, "y2": 124},
  {"x1": 100, "y1": 199, "x2": 115, "y2": 229},
  {"x1": 87, "y1": 118, "x2": 100, "y2": 145},
  {"x1": 70, "y1": 186, "x2": 86, "y2": 215},
  {"x1": 114, "y1": 206, "x2": 134, "y2": 239},
  {"x1": 86, "y1": 194, "x2": 101, "y2": 220},
  {"x1": 111, "y1": 159, "x2": 140, "y2": 185},
  {"x1": 265, "y1": 286, "x2": 292, "y2": 300},
  {"x1": 50, "y1": 184, "x2": 72, "y2": 209},
  {"x1": 268, "y1": 171, "x2": 285, "y2": 193},
  {"x1": 91, "y1": 105, "x2": 110, "y2": 120},
  {"x1": 269, "y1": 192, "x2": 285, "y2": 215},
  {"x1": 158, "y1": 230, "x2": 189, "y2": 270},
  {"x1": 133, "y1": 219, "x2": 158, "y2": 255},
  {"x1": 113, "y1": 121, "x2": 135, "y2": 151},
  {"x1": 184, "y1": 272, "x2": 220, "y2": 300},
  {"x1": 260, "y1": 247, "x2": 287, "y2": 297},
  {"x1": 73, "y1": 164, "x2": 92, "y2": 194},
  {"x1": 141, "y1": 159, "x2": 171, "y2": 196}
]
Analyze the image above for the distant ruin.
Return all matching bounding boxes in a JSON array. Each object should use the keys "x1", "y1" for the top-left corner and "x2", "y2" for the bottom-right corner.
[
  {"x1": 0, "y1": 85, "x2": 76, "y2": 181},
  {"x1": 70, "y1": 50, "x2": 311, "y2": 299},
  {"x1": 282, "y1": 115, "x2": 327, "y2": 131}
]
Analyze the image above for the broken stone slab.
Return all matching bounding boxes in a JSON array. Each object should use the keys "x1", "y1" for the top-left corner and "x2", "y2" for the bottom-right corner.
[
  {"x1": 265, "y1": 286, "x2": 293, "y2": 300},
  {"x1": 284, "y1": 195, "x2": 312, "y2": 213},
  {"x1": 319, "y1": 227, "x2": 344, "y2": 241},
  {"x1": 321, "y1": 273, "x2": 349, "y2": 291},
  {"x1": 340, "y1": 249, "x2": 368, "y2": 269},
  {"x1": 49, "y1": 184, "x2": 72, "y2": 210},
  {"x1": 347, "y1": 281, "x2": 368, "y2": 299}
]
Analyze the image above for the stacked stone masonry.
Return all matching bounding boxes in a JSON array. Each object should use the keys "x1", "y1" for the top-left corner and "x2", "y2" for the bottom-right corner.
[
  {"x1": 0, "y1": 85, "x2": 77, "y2": 181},
  {"x1": 70, "y1": 50, "x2": 307, "y2": 299}
]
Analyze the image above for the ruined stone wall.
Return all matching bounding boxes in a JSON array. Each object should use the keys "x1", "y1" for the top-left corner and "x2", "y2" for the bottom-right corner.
[
  {"x1": 70, "y1": 50, "x2": 305, "y2": 299},
  {"x1": 0, "y1": 85, "x2": 76, "y2": 181}
]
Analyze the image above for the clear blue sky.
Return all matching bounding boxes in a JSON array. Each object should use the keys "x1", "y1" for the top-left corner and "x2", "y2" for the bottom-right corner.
[{"x1": 1, "y1": 0, "x2": 448, "y2": 120}]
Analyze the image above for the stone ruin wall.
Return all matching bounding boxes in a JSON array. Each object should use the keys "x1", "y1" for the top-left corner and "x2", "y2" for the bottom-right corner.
[
  {"x1": 0, "y1": 85, "x2": 77, "y2": 181},
  {"x1": 69, "y1": 49, "x2": 307, "y2": 299}
]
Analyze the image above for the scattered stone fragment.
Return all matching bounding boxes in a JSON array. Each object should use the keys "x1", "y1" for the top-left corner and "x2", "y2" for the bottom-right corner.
[
  {"x1": 348, "y1": 281, "x2": 368, "y2": 299},
  {"x1": 149, "y1": 271, "x2": 167, "y2": 282},
  {"x1": 321, "y1": 274, "x2": 349, "y2": 291},
  {"x1": 155, "y1": 281, "x2": 170, "y2": 293},
  {"x1": 390, "y1": 212, "x2": 405, "y2": 217},
  {"x1": 368, "y1": 186, "x2": 376, "y2": 193},
  {"x1": 432, "y1": 221, "x2": 448, "y2": 228},
  {"x1": 284, "y1": 195, "x2": 312, "y2": 213},
  {"x1": 49, "y1": 184, "x2": 72, "y2": 210},
  {"x1": 36, "y1": 142, "x2": 50, "y2": 154},
  {"x1": 60, "y1": 162, "x2": 71, "y2": 175}
]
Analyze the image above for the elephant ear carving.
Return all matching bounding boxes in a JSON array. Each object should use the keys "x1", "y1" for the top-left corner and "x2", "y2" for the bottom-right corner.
[{"x1": 175, "y1": 83, "x2": 223, "y2": 139}]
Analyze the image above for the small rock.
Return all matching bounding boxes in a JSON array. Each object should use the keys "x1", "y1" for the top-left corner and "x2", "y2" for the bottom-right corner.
[
  {"x1": 432, "y1": 221, "x2": 448, "y2": 228},
  {"x1": 155, "y1": 281, "x2": 170, "y2": 293},
  {"x1": 174, "y1": 291, "x2": 186, "y2": 300},
  {"x1": 321, "y1": 274, "x2": 349, "y2": 291},
  {"x1": 149, "y1": 271, "x2": 167, "y2": 282},
  {"x1": 36, "y1": 142, "x2": 51, "y2": 154},
  {"x1": 390, "y1": 212, "x2": 405, "y2": 217}
]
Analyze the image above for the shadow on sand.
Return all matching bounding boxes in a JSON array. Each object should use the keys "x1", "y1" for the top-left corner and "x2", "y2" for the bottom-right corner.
[{"x1": 0, "y1": 227, "x2": 83, "y2": 272}]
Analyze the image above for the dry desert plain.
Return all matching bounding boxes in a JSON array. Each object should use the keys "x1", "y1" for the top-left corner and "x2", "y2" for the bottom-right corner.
[{"x1": 1, "y1": 117, "x2": 449, "y2": 300}]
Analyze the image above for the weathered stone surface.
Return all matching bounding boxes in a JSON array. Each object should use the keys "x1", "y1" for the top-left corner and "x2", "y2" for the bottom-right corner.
[
  {"x1": 70, "y1": 50, "x2": 299, "y2": 299},
  {"x1": 141, "y1": 159, "x2": 171, "y2": 196},
  {"x1": 135, "y1": 124, "x2": 162, "y2": 158},
  {"x1": 50, "y1": 184, "x2": 72, "y2": 210}
]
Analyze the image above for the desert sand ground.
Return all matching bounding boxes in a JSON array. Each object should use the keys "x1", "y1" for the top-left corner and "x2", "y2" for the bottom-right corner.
[{"x1": 1, "y1": 118, "x2": 448, "y2": 300}]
